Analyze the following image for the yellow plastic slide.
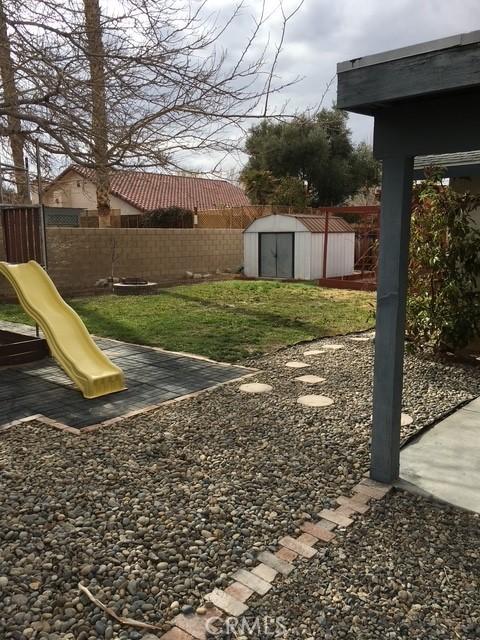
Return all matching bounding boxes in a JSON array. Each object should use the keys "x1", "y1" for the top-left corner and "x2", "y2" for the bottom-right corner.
[{"x1": 0, "y1": 260, "x2": 125, "y2": 399}]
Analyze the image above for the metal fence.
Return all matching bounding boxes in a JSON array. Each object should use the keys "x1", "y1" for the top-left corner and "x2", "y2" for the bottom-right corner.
[{"x1": 44, "y1": 207, "x2": 83, "y2": 227}]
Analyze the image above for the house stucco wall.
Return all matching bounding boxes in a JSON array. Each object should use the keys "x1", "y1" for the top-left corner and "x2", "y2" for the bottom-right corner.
[
  {"x1": 42, "y1": 169, "x2": 141, "y2": 215},
  {"x1": 0, "y1": 227, "x2": 243, "y2": 300}
]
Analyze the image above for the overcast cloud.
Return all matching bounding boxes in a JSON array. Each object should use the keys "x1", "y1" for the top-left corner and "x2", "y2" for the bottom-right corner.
[
  {"x1": 267, "y1": 0, "x2": 480, "y2": 143},
  {"x1": 193, "y1": 0, "x2": 480, "y2": 173}
]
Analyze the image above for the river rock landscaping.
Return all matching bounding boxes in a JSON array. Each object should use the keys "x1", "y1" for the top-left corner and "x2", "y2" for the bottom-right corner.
[
  {"x1": 1, "y1": 332, "x2": 479, "y2": 639},
  {"x1": 226, "y1": 492, "x2": 479, "y2": 639}
]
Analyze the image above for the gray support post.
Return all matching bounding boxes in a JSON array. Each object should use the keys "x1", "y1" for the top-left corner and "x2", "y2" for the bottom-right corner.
[{"x1": 371, "y1": 155, "x2": 414, "y2": 483}]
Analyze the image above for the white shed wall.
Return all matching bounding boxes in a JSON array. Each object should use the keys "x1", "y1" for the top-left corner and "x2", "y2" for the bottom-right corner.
[
  {"x1": 310, "y1": 233, "x2": 324, "y2": 279},
  {"x1": 244, "y1": 232, "x2": 259, "y2": 277},
  {"x1": 326, "y1": 233, "x2": 355, "y2": 278},
  {"x1": 243, "y1": 214, "x2": 355, "y2": 280},
  {"x1": 310, "y1": 233, "x2": 355, "y2": 278},
  {"x1": 244, "y1": 230, "x2": 311, "y2": 279},
  {"x1": 294, "y1": 232, "x2": 311, "y2": 280}
]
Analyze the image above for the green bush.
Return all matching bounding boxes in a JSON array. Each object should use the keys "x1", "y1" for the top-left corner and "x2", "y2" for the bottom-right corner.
[
  {"x1": 407, "y1": 169, "x2": 480, "y2": 351},
  {"x1": 142, "y1": 206, "x2": 193, "y2": 228}
]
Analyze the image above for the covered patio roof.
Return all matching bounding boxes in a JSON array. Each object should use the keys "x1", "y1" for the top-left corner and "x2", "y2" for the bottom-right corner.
[
  {"x1": 337, "y1": 31, "x2": 480, "y2": 483},
  {"x1": 413, "y1": 151, "x2": 480, "y2": 179}
]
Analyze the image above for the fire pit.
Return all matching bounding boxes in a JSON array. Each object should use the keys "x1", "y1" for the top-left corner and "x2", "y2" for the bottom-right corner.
[{"x1": 113, "y1": 277, "x2": 158, "y2": 296}]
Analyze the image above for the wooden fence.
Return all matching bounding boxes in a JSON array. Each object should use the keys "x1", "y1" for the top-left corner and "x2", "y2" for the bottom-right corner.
[
  {"x1": 73, "y1": 204, "x2": 381, "y2": 234},
  {"x1": 0, "y1": 204, "x2": 46, "y2": 264}
]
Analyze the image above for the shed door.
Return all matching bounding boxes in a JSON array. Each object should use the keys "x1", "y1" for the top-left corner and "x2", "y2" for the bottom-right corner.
[{"x1": 259, "y1": 233, "x2": 294, "y2": 278}]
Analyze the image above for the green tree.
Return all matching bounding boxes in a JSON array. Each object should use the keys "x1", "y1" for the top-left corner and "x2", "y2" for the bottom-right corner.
[
  {"x1": 142, "y1": 206, "x2": 193, "y2": 228},
  {"x1": 242, "y1": 169, "x2": 276, "y2": 205},
  {"x1": 241, "y1": 109, "x2": 379, "y2": 206},
  {"x1": 242, "y1": 169, "x2": 310, "y2": 207},
  {"x1": 407, "y1": 169, "x2": 480, "y2": 351},
  {"x1": 272, "y1": 176, "x2": 310, "y2": 208}
]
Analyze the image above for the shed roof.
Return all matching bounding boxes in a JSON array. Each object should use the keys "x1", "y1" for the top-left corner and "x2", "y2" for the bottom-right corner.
[{"x1": 285, "y1": 214, "x2": 353, "y2": 233}]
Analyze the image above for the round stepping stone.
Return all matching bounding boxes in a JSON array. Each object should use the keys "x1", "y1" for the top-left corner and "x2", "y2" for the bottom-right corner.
[
  {"x1": 348, "y1": 336, "x2": 370, "y2": 342},
  {"x1": 297, "y1": 394, "x2": 334, "y2": 407},
  {"x1": 239, "y1": 383, "x2": 273, "y2": 394},
  {"x1": 401, "y1": 412, "x2": 413, "y2": 426},
  {"x1": 285, "y1": 361, "x2": 309, "y2": 368},
  {"x1": 323, "y1": 344, "x2": 344, "y2": 350},
  {"x1": 295, "y1": 375, "x2": 326, "y2": 384},
  {"x1": 304, "y1": 349, "x2": 326, "y2": 356}
]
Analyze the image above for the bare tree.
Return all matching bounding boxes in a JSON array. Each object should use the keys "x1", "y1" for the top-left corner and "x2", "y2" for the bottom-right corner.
[
  {"x1": 0, "y1": 0, "x2": 29, "y2": 201},
  {"x1": 0, "y1": 0, "x2": 303, "y2": 211},
  {"x1": 83, "y1": 0, "x2": 110, "y2": 215}
]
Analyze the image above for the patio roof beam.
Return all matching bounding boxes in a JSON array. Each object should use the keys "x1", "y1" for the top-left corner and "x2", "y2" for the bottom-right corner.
[{"x1": 337, "y1": 32, "x2": 480, "y2": 115}]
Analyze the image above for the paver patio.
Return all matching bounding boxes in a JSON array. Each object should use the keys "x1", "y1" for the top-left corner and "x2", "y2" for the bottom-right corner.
[{"x1": 0, "y1": 320, "x2": 252, "y2": 430}]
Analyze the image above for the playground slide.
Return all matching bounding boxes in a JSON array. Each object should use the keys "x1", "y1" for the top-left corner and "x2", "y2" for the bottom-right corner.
[{"x1": 0, "y1": 260, "x2": 126, "y2": 399}]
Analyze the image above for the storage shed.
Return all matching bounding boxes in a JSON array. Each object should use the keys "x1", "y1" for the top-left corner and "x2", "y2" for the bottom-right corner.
[{"x1": 243, "y1": 213, "x2": 355, "y2": 280}]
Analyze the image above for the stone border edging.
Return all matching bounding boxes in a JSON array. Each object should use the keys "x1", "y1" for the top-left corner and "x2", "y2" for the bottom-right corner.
[
  {"x1": 0, "y1": 371, "x2": 258, "y2": 434},
  {"x1": 159, "y1": 477, "x2": 392, "y2": 640}
]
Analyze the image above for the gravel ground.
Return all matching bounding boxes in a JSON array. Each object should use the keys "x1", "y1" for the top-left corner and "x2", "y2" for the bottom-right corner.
[
  {"x1": 1, "y1": 332, "x2": 479, "y2": 639},
  {"x1": 228, "y1": 492, "x2": 479, "y2": 640}
]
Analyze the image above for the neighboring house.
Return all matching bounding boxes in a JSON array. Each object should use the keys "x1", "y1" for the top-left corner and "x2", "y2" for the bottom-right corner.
[
  {"x1": 414, "y1": 151, "x2": 480, "y2": 227},
  {"x1": 40, "y1": 165, "x2": 250, "y2": 215}
]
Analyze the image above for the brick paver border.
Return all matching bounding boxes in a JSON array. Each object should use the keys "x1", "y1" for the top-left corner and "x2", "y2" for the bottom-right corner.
[{"x1": 156, "y1": 477, "x2": 392, "y2": 639}]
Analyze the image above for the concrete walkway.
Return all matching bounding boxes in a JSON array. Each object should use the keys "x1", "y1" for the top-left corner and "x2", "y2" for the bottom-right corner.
[{"x1": 400, "y1": 398, "x2": 480, "y2": 513}]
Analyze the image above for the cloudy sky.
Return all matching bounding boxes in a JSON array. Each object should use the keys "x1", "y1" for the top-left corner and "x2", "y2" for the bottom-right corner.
[
  {"x1": 264, "y1": 0, "x2": 480, "y2": 144},
  {"x1": 198, "y1": 0, "x2": 480, "y2": 175}
]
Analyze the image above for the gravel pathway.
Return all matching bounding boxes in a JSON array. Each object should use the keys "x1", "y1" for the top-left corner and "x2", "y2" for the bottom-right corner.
[{"x1": 1, "y1": 332, "x2": 479, "y2": 639}]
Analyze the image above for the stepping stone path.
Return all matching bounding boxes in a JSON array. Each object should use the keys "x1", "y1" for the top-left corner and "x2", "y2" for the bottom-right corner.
[
  {"x1": 285, "y1": 361, "x2": 309, "y2": 369},
  {"x1": 297, "y1": 394, "x2": 334, "y2": 407},
  {"x1": 348, "y1": 336, "x2": 371, "y2": 342},
  {"x1": 294, "y1": 375, "x2": 326, "y2": 384},
  {"x1": 323, "y1": 344, "x2": 344, "y2": 350},
  {"x1": 239, "y1": 383, "x2": 273, "y2": 394},
  {"x1": 401, "y1": 412, "x2": 413, "y2": 426},
  {"x1": 304, "y1": 349, "x2": 326, "y2": 356}
]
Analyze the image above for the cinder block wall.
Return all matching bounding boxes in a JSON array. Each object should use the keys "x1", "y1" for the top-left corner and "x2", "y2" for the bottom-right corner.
[{"x1": 0, "y1": 228, "x2": 243, "y2": 300}]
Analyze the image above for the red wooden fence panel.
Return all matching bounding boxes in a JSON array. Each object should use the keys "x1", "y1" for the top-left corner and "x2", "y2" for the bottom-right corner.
[{"x1": 1, "y1": 205, "x2": 45, "y2": 264}]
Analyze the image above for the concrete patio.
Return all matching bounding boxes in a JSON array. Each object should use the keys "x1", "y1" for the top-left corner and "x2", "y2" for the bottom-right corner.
[{"x1": 400, "y1": 398, "x2": 480, "y2": 513}]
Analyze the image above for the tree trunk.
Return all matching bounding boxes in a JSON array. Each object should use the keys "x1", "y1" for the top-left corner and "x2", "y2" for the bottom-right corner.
[
  {"x1": 0, "y1": 0, "x2": 29, "y2": 202},
  {"x1": 83, "y1": 0, "x2": 110, "y2": 216}
]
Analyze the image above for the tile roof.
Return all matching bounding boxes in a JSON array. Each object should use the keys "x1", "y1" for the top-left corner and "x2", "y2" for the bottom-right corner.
[
  {"x1": 286, "y1": 214, "x2": 354, "y2": 233},
  {"x1": 51, "y1": 165, "x2": 250, "y2": 212}
]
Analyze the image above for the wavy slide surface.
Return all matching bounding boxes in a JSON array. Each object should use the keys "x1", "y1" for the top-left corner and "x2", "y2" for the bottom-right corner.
[{"x1": 0, "y1": 260, "x2": 125, "y2": 399}]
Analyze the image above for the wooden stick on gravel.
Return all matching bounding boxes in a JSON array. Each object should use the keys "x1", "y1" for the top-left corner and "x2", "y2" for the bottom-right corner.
[{"x1": 78, "y1": 583, "x2": 164, "y2": 632}]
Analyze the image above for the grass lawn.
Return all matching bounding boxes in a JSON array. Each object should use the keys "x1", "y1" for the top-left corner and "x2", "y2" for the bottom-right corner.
[{"x1": 0, "y1": 280, "x2": 375, "y2": 362}]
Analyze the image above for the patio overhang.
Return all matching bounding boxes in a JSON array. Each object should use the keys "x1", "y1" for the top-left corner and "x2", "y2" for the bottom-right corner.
[
  {"x1": 413, "y1": 151, "x2": 480, "y2": 179},
  {"x1": 337, "y1": 31, "x2": 480, "y2": 483}
]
